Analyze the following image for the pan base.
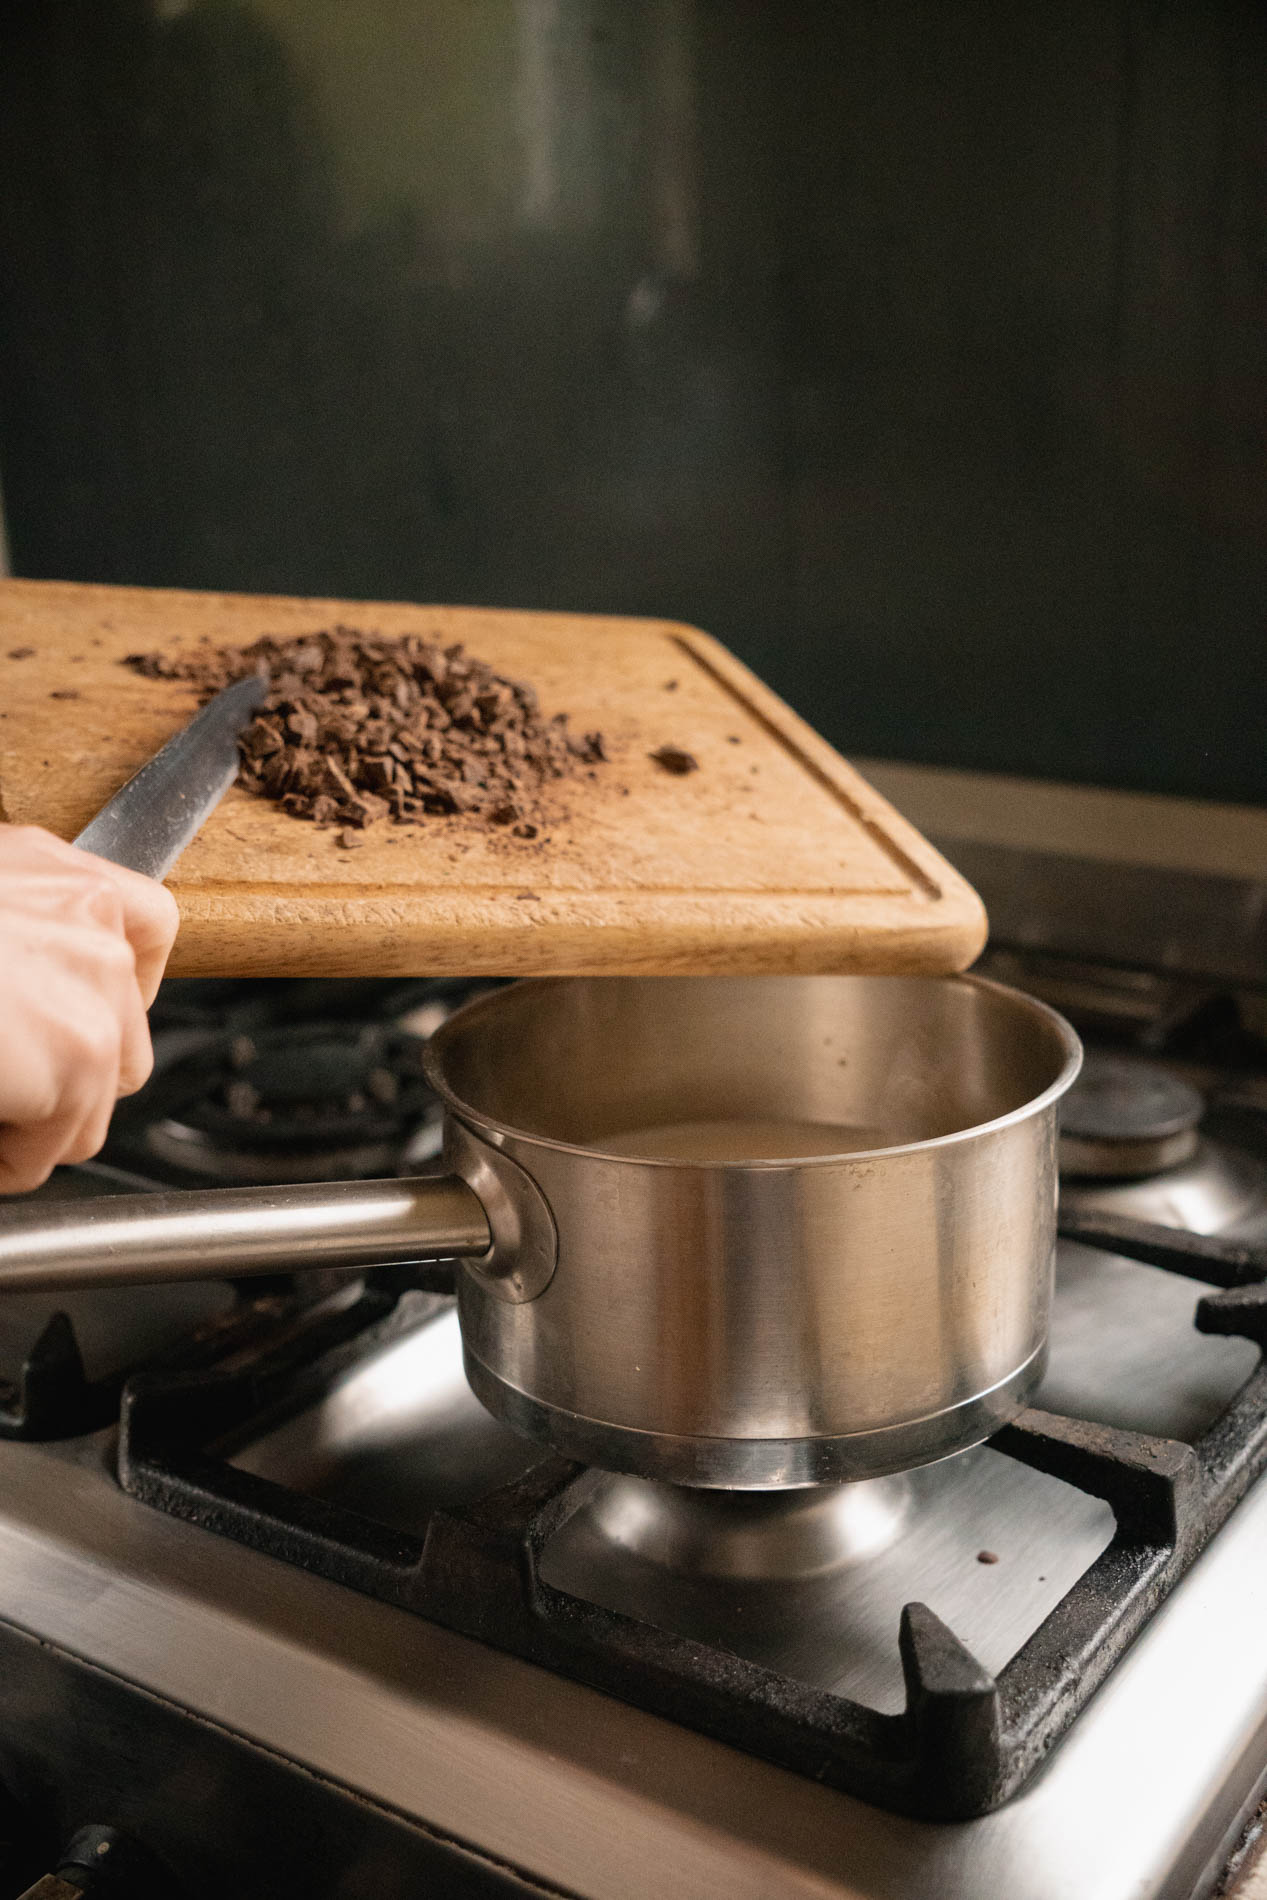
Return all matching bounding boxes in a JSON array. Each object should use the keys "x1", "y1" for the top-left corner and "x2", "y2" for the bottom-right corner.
[{"x1": 462, "y1": 1342, "x2": 1048, "y2": 1490}]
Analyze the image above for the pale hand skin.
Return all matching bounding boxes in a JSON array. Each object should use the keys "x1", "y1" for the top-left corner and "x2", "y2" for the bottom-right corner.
[{"x1": 0, "y1": 825, "x2": 180, "y2": 1194}]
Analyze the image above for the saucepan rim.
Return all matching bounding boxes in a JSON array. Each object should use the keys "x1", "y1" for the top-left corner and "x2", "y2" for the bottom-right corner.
[{"x1": 424, "y1": 972, "x2": 1083, "y2": 1171}]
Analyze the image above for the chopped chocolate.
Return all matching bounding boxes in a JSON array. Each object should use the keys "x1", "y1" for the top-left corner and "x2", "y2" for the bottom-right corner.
[
  {"x1": 124, "y1": 624, "x2": 606, "y2": 835},
  {"x1": 650, "y1": 745, "x2": 699, "y2": 776},
  {"x1": 50, "y1": 689, "x2": 80, "y2": 700},
  {"x1": 7, "y1": 647, "x2": 34, "y2": 660}
]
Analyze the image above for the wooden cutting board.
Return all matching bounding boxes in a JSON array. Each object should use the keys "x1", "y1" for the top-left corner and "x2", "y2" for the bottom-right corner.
[{"x1": 0, "y1": 579, "x2": 986, "y2": 978}]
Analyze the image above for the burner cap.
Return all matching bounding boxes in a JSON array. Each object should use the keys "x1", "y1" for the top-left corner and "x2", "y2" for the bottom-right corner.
[
  {"x1": 112, "y1": 1020, "x2": 442, "y2": 1184},
  {"x1": 1059, "y1": 1054, "x2": 1204, "y2": 1179}
]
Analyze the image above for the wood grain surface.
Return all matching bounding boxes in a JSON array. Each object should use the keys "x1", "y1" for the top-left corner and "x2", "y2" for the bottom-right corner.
[{"x1": 0, "y1": 580, "x2": 986, "y2": 978}]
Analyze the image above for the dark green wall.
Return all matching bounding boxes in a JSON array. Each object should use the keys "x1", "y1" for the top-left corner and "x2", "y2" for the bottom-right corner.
[{"x1": 2, "y1": 1, "x2": 1264, "y2": 800}]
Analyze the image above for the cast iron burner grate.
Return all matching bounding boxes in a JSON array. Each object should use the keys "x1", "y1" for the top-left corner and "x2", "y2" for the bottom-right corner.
[
  {"x1": 104, "y1": 979, "x2": 493, "y2": 1187},
  {"x1": 114, "y1": 1205, "x2": 1267, "y2": 1824}
]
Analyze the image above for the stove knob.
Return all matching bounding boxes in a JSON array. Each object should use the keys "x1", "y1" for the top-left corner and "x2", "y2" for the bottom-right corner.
[{"x1": 14, "y1": 1823, "x2": 174, "y2": 1898}]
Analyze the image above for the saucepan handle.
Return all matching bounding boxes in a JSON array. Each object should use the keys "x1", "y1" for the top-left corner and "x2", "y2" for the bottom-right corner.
[{"x1": 0, "y1": 1175, "x2": 491, "y2": 1292}]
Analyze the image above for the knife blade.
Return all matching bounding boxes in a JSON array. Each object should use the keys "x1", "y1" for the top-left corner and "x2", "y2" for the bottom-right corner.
[{"x1": 73, "y1": 672, "x2": 268, "y2": 880}]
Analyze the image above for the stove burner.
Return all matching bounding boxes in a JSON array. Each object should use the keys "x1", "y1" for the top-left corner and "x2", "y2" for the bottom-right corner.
[
  {"x1": 114, "y1": 1021, "x2": 443, "y2": 1185},
  {"x1": 1059, "y1": 1135, "x2": 1267, "y2": 1236},
  {"x1": 1059, "y1": 1053, "x2": 1204, "y2": 1178}
]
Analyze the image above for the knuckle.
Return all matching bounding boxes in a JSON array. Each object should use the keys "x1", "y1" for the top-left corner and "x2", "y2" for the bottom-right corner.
[
  {"x1": 97, "y1": 933, "x2": 137, "y2": 980},
  {"x1": 72, "y1": 1010, "x2": 124, "y2": 1074},
  {"x1": 118, "y1": 1039, "x2": 156, "y2": 1097},
  {"x1": 0, "y1": 827, "x2": 57, "y2": 885},
  {"x1": 5, "y1": 1168, "x2": 50, "y2": 1196},
  {"x1": 13, "y1": 823, "x2": 61, "y2": 852},
  {"x1": 0, "y1": 1151, "x2": 52, "y2": 1197},
  {"x1": 76, "y1": 874, "x2": 126, "y2": 935},
  {"x1": 155, "y1": 884, "x2": 181, "y2": 934},
  {"x1": 63, "y1": 1127, "x2": 105, "y2": 1165}
]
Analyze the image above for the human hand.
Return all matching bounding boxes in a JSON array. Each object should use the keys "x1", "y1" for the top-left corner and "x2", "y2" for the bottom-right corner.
[{"x1": 0, "y1": 825, "x2": 179, "y2": 1193}]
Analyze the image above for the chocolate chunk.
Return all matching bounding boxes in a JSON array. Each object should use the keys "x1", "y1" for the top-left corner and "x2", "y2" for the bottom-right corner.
[
  {"x1": 242, "y1": 718, "x2": 285, "y2": 759},
  {"x1": 123, "y1": 626, "x2": 606, "y2": 835},
  {"x1": 50, "y1": 689, "x2": 80, "y2": 700},
  {"x1": 650, "y1": 745, "x2": 699, "y2": 776},
  {"x1": 7, "y1": 647, "x2": 34, "y2": 660}
]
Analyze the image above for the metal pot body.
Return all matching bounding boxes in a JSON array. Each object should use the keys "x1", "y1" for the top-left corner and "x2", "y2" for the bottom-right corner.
[{"x1": 426, "y1": 975, "x2": 1081, "y2": 1489}]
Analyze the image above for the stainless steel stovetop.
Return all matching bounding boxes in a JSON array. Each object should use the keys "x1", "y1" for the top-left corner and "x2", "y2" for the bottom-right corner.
[
  {"x1": 2, "y1": 1237, "x2": 1266, "y2": 1900},
  {"x1": 2, "y1": 820, "x2": 1267, "y2": 1899}
]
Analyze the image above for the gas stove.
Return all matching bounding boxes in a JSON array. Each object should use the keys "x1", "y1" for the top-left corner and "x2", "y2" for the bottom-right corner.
[{"x1": 2, "y1": 834, "x2": 1267, "y2": 1897}]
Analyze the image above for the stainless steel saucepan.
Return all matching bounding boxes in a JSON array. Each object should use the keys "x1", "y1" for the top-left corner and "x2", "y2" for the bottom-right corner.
[{"x1": 0, "y1": 972, "x2": 1080, "y2": 1490}]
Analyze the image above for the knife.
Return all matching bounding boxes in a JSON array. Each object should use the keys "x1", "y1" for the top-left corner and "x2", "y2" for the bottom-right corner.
[{"x1": 73, "y1": 673, "x2": 269, "y2": 879}]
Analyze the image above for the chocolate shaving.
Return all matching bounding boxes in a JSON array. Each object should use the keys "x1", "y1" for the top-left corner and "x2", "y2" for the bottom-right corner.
[
  {"x1": 650, "y1": 745, "x2": 699, "y2": 776},
  {"x1": 124, "y1": 625, "x2": 606, "y2": 834}
]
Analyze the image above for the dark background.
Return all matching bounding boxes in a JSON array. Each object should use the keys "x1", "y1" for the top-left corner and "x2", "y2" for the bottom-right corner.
[{"x1": 1, "y1": 0, "x2": 1264, "y2": 801}]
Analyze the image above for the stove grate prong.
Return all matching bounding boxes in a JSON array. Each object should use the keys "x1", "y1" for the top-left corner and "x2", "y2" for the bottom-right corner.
[
  {"x1": 1057, "y1": 1208, "x2": 1267, "y2": 1288},
  {"x1": 898, "y1": 1603, "x2": 1002, "y2": 1815}
]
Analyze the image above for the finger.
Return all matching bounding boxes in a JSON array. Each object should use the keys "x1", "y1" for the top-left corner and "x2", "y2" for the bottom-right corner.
[
  {"x1": 0, "y1": 831, "x2": 176, "y2": 1006},
  {"x1": 0, "y1": 840, "x2": 172, "y2": 1006},
  {"x1": 116, "y1": 977, "x2": 156, "y2": 1097},
  {"x1": 0, "y1": 1115, "x2": 81, "y2": 1196},
  {"x1": 61, "y1": 1064, "x2": 122, "y2": 1165},
  {"x1": 0, "y1": 1125, "x2": 62, "y2": 1195},
  {"x1": 39, "y1": 1018, "x2": 123, "y2": 1169},
  {"x1": 3, "y1": 969, "x2": 126, "y2": 1178},
  {"x1": 76, "y1": 853, "x2": 180, "y2": 1007},
  {"x1": 0, "y1": 1023, "x2": 62, "y2": 1129}
]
